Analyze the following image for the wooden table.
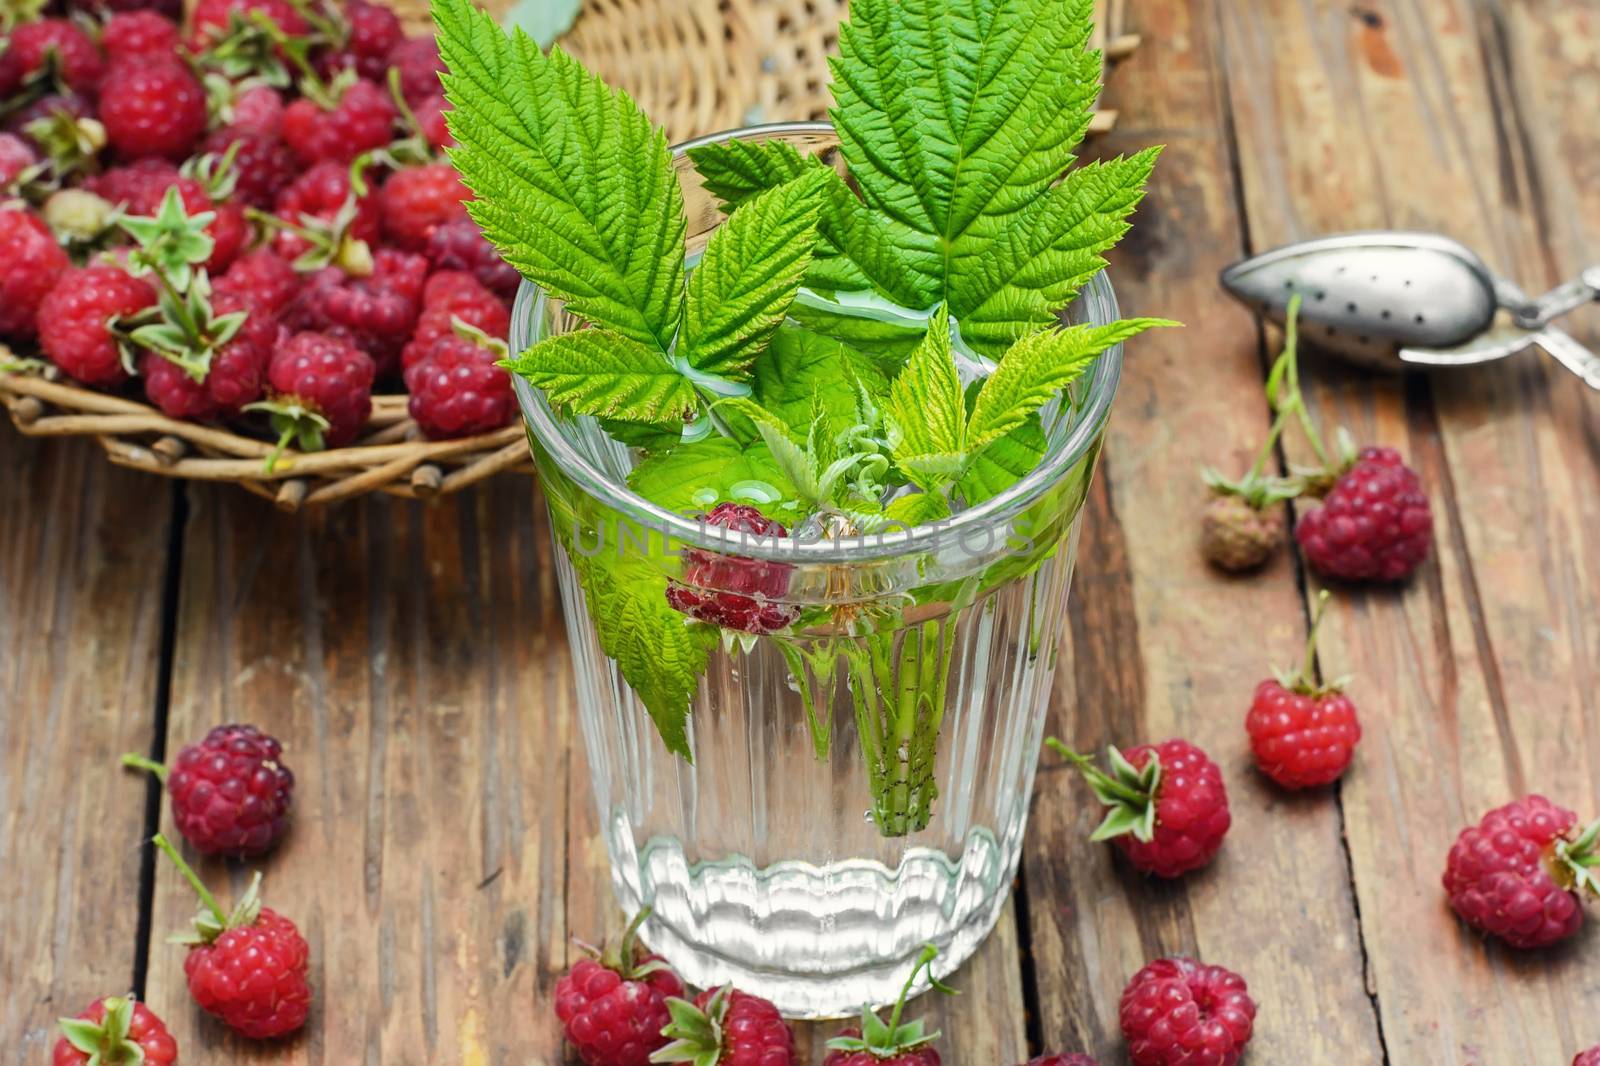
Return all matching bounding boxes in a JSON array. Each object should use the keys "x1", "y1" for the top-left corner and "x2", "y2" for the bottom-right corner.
[{"x1": 5, "y1": 1, "x2": 1599, "y2": 1062}]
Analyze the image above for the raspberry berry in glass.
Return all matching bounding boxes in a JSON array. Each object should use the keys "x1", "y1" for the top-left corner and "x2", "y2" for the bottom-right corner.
[
  {"x1": 154, "y1": 834, "x2": 312, "y2": 1039},
  {"x1": 1575, "y1": 1046, "x2": 1600, "y2": 1066},
  {"x1": 666, "y1": 503, "x2": 800, "y2": 635},
  {"x1": 554, "y1": 909, "x2": 685, "y2": 1066},
  {"x1": 1245, "y1": 590, "x2": 1361, "y2": 789},
  {"x1": 1119, "y1": 957, "x2": 1255, "y2": 1066},
  {"x1": 823, "y1": 944, "x2": 952, "y2": 1066},
  {"x1": 123, "y1": 723, "x2": 294, "y2": 857},
  {"x1": 53, "y1": 995, "x2": 177, "y2": 1066},
  {"x1": 1048, "y1": 737, "x2": 1231, "y2": 878},
  {"x1": 1442, "y1": 795, "x2": 1599, "y2": 949},
  {"x1": 656, "y1": 984, "x2": 795, "y2": 1066}
]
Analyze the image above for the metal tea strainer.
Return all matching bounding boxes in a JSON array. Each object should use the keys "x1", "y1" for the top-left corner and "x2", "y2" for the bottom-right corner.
[{"x1": 1219, "y1": 232, "x2": 1600, "y2": 390}]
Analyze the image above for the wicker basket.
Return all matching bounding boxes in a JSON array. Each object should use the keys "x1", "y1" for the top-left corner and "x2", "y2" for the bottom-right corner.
[{"x1": 0, "y1": 0, "x2": 1138, "y2": 510}]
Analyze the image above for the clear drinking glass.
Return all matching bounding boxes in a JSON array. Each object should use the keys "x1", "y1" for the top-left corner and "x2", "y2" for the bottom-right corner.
[{"x1": 511, "y1": 122, "x2": 1124, "y2": 1018}]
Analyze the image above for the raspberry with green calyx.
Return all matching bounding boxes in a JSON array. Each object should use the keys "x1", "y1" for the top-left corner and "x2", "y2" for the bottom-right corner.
[
  {"x1": 153, "y1": 833, "x2": 312, "y2": 1039},
  {"x1": 53, "y1": 995, "x2": 177, "y2": 1066},
  {"x1": 654, "y1": 983, "x2": 794, "y2": 1066},
  {"x1": 1246, "y1": 589, "x2": 1362, "y2": 789},
  {"x1": 1047, "y1": 737, "x2": 1231, "y2": 878},
  {"x1": 823, "y1": 944, "x2": 954, "y2": 1066},
  {"x1": 555, "y1": 908, "x2": 685, "y2": 1066}
]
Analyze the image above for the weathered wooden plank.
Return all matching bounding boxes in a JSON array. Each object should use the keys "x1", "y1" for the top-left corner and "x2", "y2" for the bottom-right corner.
[
  {"x1": 1019, "y1": 0, "x2": 1385, "y2": 1062},
  {"x1": 0, "y1": 439, "x2": 173, "y2": 1059},
  {"x1": 1220, "y1": 0, "x2": 1600, "y2": 1061},
  {"x1": 143, "y1": 481, "x2": 578, "y2": 1064}
]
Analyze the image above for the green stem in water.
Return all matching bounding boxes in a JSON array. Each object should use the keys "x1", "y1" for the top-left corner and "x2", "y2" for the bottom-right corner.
[
  {"x1": 120, "y1": 752, "x2": 168, "y2": 783},
  {"x1": 152, "y1": 833, "x2": 227, "y2": 930}
]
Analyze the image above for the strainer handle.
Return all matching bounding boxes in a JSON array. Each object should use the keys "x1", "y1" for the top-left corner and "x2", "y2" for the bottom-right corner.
[{"x1": 1511, "y1": 265, "x2": 1600, "y2": 330}]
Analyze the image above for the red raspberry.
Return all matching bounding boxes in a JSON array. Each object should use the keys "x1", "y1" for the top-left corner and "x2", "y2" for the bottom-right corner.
[
  {"x1": 414, "y1": 91, "x2": 454, "y2": 150},
  {"x1": 293, "y1": 248, "x2": 427, "y2": 373},
  {"x1": 1024, "y1": 1058, "x2": 1100, "y2": 1066},
  {"x1": 187, "y1": 904, "x2": 310, "y2": 1038},
  {"x1": 231, "y1": 83, "x2": 286, "y2": 137},
  {"x1": 101, "y1": 11, "x2": 180, "y2": 62},
  {"x1": 406, "y1": 331, "x2": 514, "y2": 439},
  {"x1": 401, "y1": 270, "x2": 510, "y2": 372},
  {"x1": 89, "y1": 161, "x2": 246, "y2": 272},
  {"x1": 98, "y1": 58, "x2": 207, "y2": 161},
  {"x1": 139, "y1": 294, "x2": 280, "y2": 419},
  {"x1": 0, "y1": 132, "x2": 39, "y2": 187},
  {"x1": 54, "y1": 995, "x2": 178, "y2": 1066},
  {"x1": 0, "y1": 208, "x2": 70, "y2": 338},
  {"x1": 201, "y1": 127, "x2": 296, "y2": 208},
  {"x1": 124, "y1": 723, "x2": 295, "y2": 856},
  {"x1": 282, "y1": 77, "x2": 396, "y2": 166},
  {"x1": 659, "y1": 986, "x2": 794, "y2": 1066},
  {"x1": 1246, "y1": 679, "x2": 1359, "y2": 789},
  {"x1": 319, "y1": 0, "x2": 404, "y2": 82},
  {"x1": 1244, "y1": 590, "x2": 1361, "y2": 789},
  {"x1": 387, "y1": 34, "x2": 443, "y2": 105},
  {"x1": 823, "y1": 947, "x2": 946, "y2": 1066},
  {"x1": 0, "y1": 20, "x2": 105, "y2": 98},
  {"x1": 665, "y1": 503, "x2": 799, "y2": 634},
  {"x1": 38, "y1": 265, "x2": 155, "y2": 386},
  {"x1": 1443, "y1": 796, "x2": 1599, "y2": 949},
  {"x1": 1119, "y1": 957, "x2": 1255, "y2": 1066},
  {"x1": 265, "y1": 330, "x2": 376, "y2": 447},
  {"x1": 270, "y1": 159, "x2": 381, "y2": 264},
  {"x1": 1049, "y1": 738, "x2": 1231, "y2": 878},
  {"x1": 1575, "y1": 1047, "x2": 1600, "y2": 1066},
  {"x1": 554, "y1": 912, "x2": 685, "y2": 1066},
  {"x1": 214, "y1": 248, "x2": 303, "y2": 320},
  {"x1": 381, "y1": 161, "x2": 470, "y2": 249},
  {"x1": 188, "y1": 0, "x2": 307, "y2": 49},
  {"x1": 152, "y1": 835, "x2": 313, "y2": 1040},
  {"x1": 426, "y1": 218, "x2": 519, "y2": 301},
  {"x1": 69, "y1": 0, "x2": 183, "y2": 17},
  {"x1": 1295, "y1": 446, "x2": 1432, "y2": 582}
]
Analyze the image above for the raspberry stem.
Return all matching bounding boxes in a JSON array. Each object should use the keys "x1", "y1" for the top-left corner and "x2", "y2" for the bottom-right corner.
[
  {"x1": 120, "y1": 752, "x2": 168, "y2": 783},
  {"x1": 152, "y1": 832, "x2": 229, "y2": 930},
  {"x1": 1300, "y1": 588, "x2": 1332, "y2": 684}
]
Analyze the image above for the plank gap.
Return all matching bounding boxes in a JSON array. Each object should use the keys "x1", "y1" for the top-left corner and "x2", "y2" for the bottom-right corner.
[
  {"x1": 130, "y1": 483, "x2": 190, "y2": 999},
  {"x1": 1011, "y1": 858, "x2": 1045, "y2": 1058}
]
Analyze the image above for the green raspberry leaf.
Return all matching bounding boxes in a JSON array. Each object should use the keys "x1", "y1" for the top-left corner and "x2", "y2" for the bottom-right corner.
[
  {"x1": 830, "y1": 0, "x2": 1103, "y2": 302},
  {"x1": 884, "y1": 305, "x2": 965, "y2": 460},
  {"x1": 966, "y1": 317, "x2": 1176, "y2": 450},
  {"x1": 683, "y1": 170, "x2": 827, "y2": 378},
  {"x1": 689, "y1": 138, "x2": 927, "y2": 305},
  {"x1": 570, "y1": 552, "x2": 718, "y2": 761},
  {"x1": 505, "y1": 330, "x2": 698, "y2": 425},
  {"x1": 957, "y1": 415, "x2": 1046, "y2": 505},
  {"x1": 750, "y1": 325, "x2": 887, "y2": 435},
  {"x1": 627, "y1": 436, "x2": 800, "y2": 522},
  {"x1": 950, "y1": 150, "x2": 1162, "y2": 355},
  {"x1": 436, "y1": 0, "x2": 685, "y2": 353}
]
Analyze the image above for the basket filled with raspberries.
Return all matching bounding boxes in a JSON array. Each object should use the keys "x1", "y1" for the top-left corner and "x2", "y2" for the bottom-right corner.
[{"x1": 0, "y1": 0, "x2": 534, "y2": 509}]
